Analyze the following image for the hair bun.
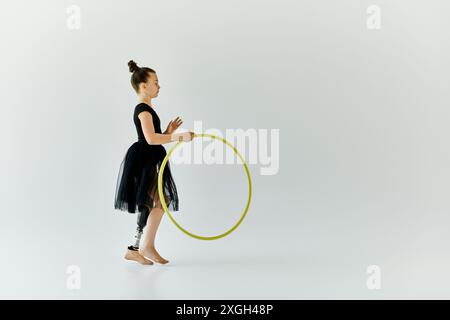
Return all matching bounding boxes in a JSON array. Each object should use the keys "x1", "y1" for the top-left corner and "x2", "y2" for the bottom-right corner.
[{"x1": 128, "y1": 60, "x2": 140, "y2": 73}]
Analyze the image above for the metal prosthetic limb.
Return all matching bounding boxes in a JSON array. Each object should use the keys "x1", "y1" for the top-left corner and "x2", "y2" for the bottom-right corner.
[{"x1": 128, "y1": 205, "x2": 151, "y2": 251}]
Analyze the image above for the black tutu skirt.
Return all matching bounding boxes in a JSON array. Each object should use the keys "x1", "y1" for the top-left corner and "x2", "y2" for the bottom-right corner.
[{"x1": 114, "y1": 140, "x2": 179, "y2": 213}]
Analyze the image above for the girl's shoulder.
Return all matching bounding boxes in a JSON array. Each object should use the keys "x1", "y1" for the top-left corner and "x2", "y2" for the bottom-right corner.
[
  {"x1": 134, "y1": 103, "x2": 155, "y2": 116},
  {"x1": 134, "y1": 103, "x2": 160, "y2": 124}
]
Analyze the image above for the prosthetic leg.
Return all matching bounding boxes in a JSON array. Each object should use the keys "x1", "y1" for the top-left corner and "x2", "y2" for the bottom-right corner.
[{"x1": 128, "y1": 204, "x2": 151, "y2": 251}]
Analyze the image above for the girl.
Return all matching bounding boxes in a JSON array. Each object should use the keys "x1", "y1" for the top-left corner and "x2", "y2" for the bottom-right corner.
[{"x1": 114, "y1": 60, "x2": 194, "y2": 265}]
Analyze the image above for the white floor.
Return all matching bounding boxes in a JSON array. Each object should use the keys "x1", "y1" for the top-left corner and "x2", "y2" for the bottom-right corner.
[{"x1": 3, "y1": 204, "x2": 450, "y2": 299}]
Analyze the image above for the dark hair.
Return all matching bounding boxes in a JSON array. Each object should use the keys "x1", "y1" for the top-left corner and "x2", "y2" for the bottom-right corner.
[{"x1": 128, "y1": 60, "x2": 156, "y2": 93}]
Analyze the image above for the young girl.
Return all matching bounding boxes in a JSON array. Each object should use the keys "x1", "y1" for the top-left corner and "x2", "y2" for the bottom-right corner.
[{"x1": 114, "y1": 60, "x2": 194, "y2": 265}]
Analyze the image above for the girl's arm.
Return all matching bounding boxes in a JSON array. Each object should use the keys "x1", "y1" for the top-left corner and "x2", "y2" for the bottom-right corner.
[{"x1": 139, "y1": 112, "x2": 193, "y2": 145}]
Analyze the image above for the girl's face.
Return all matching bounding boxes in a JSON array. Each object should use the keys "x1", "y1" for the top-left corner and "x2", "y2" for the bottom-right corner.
[{"x1": 140, "y1": 72, "x2": 160, "y2": 98}]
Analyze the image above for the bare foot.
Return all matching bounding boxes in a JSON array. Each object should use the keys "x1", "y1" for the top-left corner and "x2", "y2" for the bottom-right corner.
[
  {"x1": 140, "y1": 247, "x2": 169, "y2": 264},
  {"x1": 124, "y1": 249, "x2": 154, "y2": 265}
]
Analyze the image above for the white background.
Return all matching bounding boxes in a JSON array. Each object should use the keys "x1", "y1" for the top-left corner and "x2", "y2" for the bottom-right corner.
[{"x1": 1, "y1": 0, "x2": 449, "y2": 299}]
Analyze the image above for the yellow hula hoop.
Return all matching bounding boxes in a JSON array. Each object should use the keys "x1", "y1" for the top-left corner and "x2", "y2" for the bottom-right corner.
[{"x1": 157, "y1": 133, "x2": 252, "y2": 240}]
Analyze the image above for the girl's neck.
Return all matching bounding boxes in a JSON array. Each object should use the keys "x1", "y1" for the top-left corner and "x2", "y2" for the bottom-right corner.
[{"x1": 138, "y1": 96, "x2": 152, "y2": 108}]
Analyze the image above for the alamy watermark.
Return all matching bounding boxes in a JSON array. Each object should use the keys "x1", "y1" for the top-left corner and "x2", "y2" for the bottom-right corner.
[
  {"x1": 366, "y1": 5, "x2": 381, "y2": 30},
  {"x1": 172, "y1": 121, "x2": 279, "y2": 176},
  {"x1": 66, "y1": 265, "x2": 81, "y2": 290},
  {"x1": 66, "y1": 5, "x2": 81, "y2": 30},
  {"x1": 366, "y1": 265, "x2": 381, "y2": 290}
]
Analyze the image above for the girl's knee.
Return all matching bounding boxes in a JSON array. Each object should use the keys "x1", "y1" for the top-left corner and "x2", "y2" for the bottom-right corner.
[
  {"x1": 153, "y1": 198, "x2": 164, "y2": 210},
  {"x1": 150, "y1": 207, "x2": 164, "y2": 217},
  {"x1": 153, "y1": 194, "x2": 169, "y2": 209}
]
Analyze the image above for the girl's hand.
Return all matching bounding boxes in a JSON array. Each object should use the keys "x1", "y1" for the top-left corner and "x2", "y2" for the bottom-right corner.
[
  {"x1": 165, "y1": 116, "x2": 183, "y2": 134},
  {"x1": 180, "y1": 132, "x2": 195, "y2": 142},
  {"x1": 172, "y1": 132, "x2": 195, "y2": 142}
]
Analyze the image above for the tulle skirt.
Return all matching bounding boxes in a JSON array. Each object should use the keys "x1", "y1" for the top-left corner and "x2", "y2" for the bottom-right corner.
[{"x1": 114, "y1": 141, "x2": 179, "y2": 213}]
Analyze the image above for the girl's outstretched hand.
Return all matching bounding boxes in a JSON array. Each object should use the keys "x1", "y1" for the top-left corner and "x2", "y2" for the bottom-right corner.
[
  {"x1": 181, "y1": 132, "x2": 195, "y2": 142},
  {"x1": 171, "y1": 131, "x2": 195, "y2": 142},
  {"x1": 165, "y1": 116, "x2": 183, "y2": 134}
]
